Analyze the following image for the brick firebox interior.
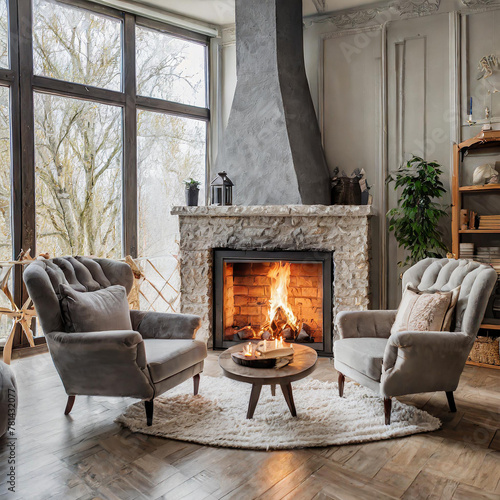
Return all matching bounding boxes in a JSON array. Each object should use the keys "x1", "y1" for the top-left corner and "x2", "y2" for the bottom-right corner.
[{"x1": 223, "y1": 261, "x2": 324, "y2": 342}]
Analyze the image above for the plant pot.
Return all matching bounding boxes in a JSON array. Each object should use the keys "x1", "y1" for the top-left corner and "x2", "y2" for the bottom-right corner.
[
  {"x1": 185, "y1": 187, "x2": 199, "y2": 206},
  {"x1": 331, "y1": 177, "x2": 362, "y2": 205}
]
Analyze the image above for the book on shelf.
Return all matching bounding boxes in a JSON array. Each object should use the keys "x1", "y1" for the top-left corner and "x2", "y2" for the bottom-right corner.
[
  {"x1": 459, "y1": 242, "x2": 475, "y2": 258},
  {"x1": 478, "y1": 214, "x2": 500, "y2": 230}
]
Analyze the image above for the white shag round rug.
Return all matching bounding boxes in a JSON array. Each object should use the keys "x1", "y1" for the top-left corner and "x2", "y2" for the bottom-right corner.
[{"x1": 116, "y1": 376, "x2": 441, "y2": 450}]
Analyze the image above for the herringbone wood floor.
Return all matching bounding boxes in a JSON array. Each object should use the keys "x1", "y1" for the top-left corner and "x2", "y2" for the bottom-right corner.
[{"x1": 1, "y1": 349, "x2": 499, "y2": 499}]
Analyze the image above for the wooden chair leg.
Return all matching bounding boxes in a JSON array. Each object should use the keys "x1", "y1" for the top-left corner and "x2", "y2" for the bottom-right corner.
[
  {"x1": 193, "y1": 374, "x2": 200, "y2": 395},
  {"x1": 64, "y1": 396, "x2": 75, "y2": 415},
  {"x1": 384, "y1": 398, "x2": 392, "y2": 425},
  {"x1": 144, "y1": 399, "x2": 154, "y2": 426},
  {"x1": 338, "y1": 372, "x2": 345, "y2": 397},
  {"x1": 446, "y1": 391, "x2": 457, "y2": 412}
]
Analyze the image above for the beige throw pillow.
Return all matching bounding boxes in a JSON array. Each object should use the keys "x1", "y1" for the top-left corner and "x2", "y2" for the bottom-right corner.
[{"x1": 391, "y1": 284, "x2": 461, "y2": 334}]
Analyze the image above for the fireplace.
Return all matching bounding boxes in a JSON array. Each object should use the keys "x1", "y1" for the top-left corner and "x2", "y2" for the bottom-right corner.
[
  {"x1": 172, "y1": 205, "x2": 373, "y2": 351},
  {"x1": 214, "y1": 250, "x2": 333, "y2": 355}
]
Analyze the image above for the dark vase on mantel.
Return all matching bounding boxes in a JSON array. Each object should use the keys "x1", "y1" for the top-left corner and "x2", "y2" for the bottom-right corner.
[
  {"x1": 331, "y1": 177, "x2": 362, "y2": 205},
  {"x1": 185, "y1": 187, "x2": 199, "y2": 207}
]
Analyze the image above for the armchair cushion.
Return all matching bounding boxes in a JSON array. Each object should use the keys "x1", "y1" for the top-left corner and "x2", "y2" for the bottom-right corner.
[
  {"x1": 59, "y1": 284, "x2": 132, "y2": 333},
  {"x1": 130, "y1": 310, "x2": 201, "y2": 340},
  {"x1": 144, "y1": 339, "x2": 207, "y2": 383},
  {"x1": 336, "y1": 310, "x2": 397, "y2": 339},
  {"x1": 334, "y1": 337, "x2": 388, "y2": 381},
  {"x1": 391, "y1": 284, "x2": 460, "y2": 335}
]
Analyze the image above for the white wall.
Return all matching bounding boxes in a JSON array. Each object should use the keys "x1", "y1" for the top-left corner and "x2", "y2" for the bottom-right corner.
[{"x1": 217, "y1": 0, "x2": 500, "y2": 308}]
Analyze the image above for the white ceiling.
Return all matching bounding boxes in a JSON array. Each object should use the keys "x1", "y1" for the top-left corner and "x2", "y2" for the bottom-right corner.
[{"x1": 130, "y1": 0, "x2": 383, "y2": 27}]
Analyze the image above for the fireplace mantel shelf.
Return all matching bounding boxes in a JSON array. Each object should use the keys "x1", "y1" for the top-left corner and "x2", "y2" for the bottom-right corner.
[{"x1": 171, "y1": 205, "x2": 375, "y2": 218}]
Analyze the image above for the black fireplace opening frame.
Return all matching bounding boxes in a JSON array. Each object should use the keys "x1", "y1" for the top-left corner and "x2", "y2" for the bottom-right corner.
[{"x1": 213, "y1": 249, "x2": 333, "y2": 356}]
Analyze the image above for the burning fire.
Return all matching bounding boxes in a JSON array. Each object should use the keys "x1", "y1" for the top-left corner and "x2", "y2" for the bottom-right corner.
[{"x1": 258, "y1": 262, "x2": 301, "y2": 339}]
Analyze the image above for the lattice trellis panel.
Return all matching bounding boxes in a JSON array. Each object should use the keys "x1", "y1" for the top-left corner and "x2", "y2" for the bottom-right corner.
[{"x1": 125, "y1": 255, "x2": 181, "y2": 314}]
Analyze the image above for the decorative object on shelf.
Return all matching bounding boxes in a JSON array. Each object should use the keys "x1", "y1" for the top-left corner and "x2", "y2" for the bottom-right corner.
[
  {"x1": 461, "y1": 209, "x2": 480, "y2": 230},
  {"x1": 387, "y1": 155, "x2": 448, "y2": 267},
  {"x1": 467, "y1": 336, "x2": 500, "y2": 367},
  {"x1": 467, "y1": 97, "x2": 476, "y2": 126},
  {"x1": 477, "y1": 54, "x2": 500, "y2": 94},
  {"x1": 473, "y1": 164, "x2": 499, "y2": 185},
  {"x1": 475, "y1": 55, "x2": 500, "y2": 131},
  {"x1": 460, "y1": 209, "x2": 469, "y2": 230},
  {"x1": 0, "y1": 249, "x2": 39, "y2": 364},
  {"x1": 183, "y1": 178, "x2": 201, "y2": 207},
  {"x1": 210, "y1": 171, "x2": 233, "y2": 206},
  {"x1": 331, "y1": 167, "x2": 365, "y2": 205}
]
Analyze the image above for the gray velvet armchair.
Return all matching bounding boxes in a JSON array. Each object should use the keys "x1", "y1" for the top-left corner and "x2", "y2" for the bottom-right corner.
[
  {"x1": 23, "y1": 256, "x2": 207, "y2": 426},
  {"x1": 334, "y1": 258, "x2": 497, "y2": 424}
]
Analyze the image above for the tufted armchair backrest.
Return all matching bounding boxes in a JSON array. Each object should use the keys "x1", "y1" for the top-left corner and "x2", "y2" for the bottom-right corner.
[
  {"x1": 23, "y1": 257, "x2": 134, "y2": 335},
  {"x1": 402, "y1": 258, "x2": 498, "y2": 337}
]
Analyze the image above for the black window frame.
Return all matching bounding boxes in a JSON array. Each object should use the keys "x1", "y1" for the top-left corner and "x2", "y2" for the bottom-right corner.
[{"x1": 1, "y1": 0, "x2": 211, "y2": 350}]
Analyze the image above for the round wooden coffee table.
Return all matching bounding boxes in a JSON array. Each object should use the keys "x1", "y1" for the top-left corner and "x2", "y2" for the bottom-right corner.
[{"x1": 218, "y1": 344, "x2": 318, "y2": 419}]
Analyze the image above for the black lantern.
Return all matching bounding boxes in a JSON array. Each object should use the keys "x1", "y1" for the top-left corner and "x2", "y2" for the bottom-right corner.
[{"x1": 210, "y1": 171, "x2": 233, "y2": 206}]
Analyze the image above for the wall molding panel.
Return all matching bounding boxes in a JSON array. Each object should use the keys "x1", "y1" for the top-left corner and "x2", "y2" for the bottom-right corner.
[
  {"x1": 389, "y1": 0, "x2": 441, "y2": 17},
  {"x1": 305, "y1": 0, "x2": 442, "y2": 29}
]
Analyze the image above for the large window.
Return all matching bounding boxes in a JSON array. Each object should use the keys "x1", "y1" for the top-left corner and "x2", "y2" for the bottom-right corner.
[
  {"x1": 33, "y1": 0, "x2": 122, "y2": 90},
  {"x1": 34, "y1": 94, "x2": 123, "y2": 257},
  {"x1": 136, "y1": 25, "x2": 206, "y2": 107},
  {"x1": 0, "y1": 85, "x2": 10, "y2": 261},
  {"x1": 0, "y1": 0, "x2": 8, "y2": 69},
  {"x1": 138, "y1": 111, "x2": 206, "y2": 257},
  {"x1": 0, "y1": 0, "x2": 210, "y2": 346}
]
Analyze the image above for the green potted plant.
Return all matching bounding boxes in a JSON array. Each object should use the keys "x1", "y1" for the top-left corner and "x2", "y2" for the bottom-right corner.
[
  {"x1": 184, "y1": 178, "x2": 201, "y2": 207},
  {"x1": 387, "y1": 155, "x2": 449, "y2": 267}
]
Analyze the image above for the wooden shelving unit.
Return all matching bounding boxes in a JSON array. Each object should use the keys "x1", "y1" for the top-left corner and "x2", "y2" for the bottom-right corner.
[
  {"x1": 480, "y1": 322, "x2": 500, "y2": 330},
  {"x1": 452, "y1": 130, "x2": 500, "y2": 370},
  {"x1": 452, "y1": 130, "x2": 500, "y2": 255},
  {"x1": 459, "y1": 184, "x2": 500, "y2": 192},
  {"x1": 459, "y1": 229, "x2": 500, "y2": 234}
]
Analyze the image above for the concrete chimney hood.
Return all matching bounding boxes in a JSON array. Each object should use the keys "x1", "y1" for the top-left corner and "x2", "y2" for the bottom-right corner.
[{"x1": 214, "y1": 0, "x2": 331, "y2": 205}]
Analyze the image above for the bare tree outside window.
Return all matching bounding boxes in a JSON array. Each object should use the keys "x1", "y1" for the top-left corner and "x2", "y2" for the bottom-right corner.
[
  {"x1": 136, "y1": 25, "x2": 206, "y2": 107},
  {"x1": 0, "y1": 85, "x2": 10, "y2": 261},
  {"x1": 0, "y1": 85, "x2": 12, "y2": 339},
  {"x1": 33, "y1": 0, "x2": 121, "y2": 90},
  {"x1": 34, "y1": 94, "x2": 122, "y2": 257},
  {"x1": 137, "y1": 111, "x2": 206, "y2": 312},
  {"x1": 0, "y1": 0, "x2": 8, "y2": 69}
]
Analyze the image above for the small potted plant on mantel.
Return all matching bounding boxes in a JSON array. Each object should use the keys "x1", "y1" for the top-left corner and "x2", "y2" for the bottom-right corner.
[{"x1": 184, "y1": 178, "x2": 201, "y2": 207}]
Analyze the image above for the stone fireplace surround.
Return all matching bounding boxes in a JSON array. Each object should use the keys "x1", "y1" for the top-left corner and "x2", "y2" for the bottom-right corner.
[{"x1": 171, "y1": 205, "x2": 373, "y2": 348}]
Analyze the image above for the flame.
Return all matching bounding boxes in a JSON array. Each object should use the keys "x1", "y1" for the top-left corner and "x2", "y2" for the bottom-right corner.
[{"x1": 259, "y1": 262, "x2": 300, "y2": 338}]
